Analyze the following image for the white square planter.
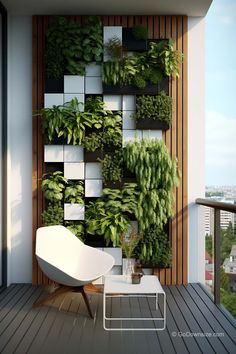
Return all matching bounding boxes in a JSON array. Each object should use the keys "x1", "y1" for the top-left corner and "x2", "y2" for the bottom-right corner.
[
  {"x1": 85, "y1": 63, "x2": 101, "y2": 77},
  {"x1": 64, "y1": 162, "x2": 85, "y2": 180},
  {"x1": 122, "y1": 111, "x2": 136, "y2": 130},
  {"x1": 85, "y1": 77, "x2": 103, "y2": 94},
  {"x1": 85, "y1": 163, "x2": 102, "y2": 179},
  {"x1": 122, "y1": 95, "x2": 136, "y2": 111},
  {"x1": 122, "y1": 130, "x2": 142, "y2": 146},
  {"x1": 103, "y1": 95, "x2": 122, "y2": 111},
  {"x1": 106, "y1": 266, "x2": 122, "y2": 276},
  {"x1": 44, "y1": 145, "x2": 63, "y2": 163},
  {"x1": 85, "y1": 179, "x2": 103, "y2": 197},
  {"x1": 142, "y1": 130, "x2": 162, "y2": 140},
  {"x1": 63, "y1": 146, "x2": 84, "y2": 162},
  {"x1": 103, "y1": 26, "x2": 122, "y2": 61},
  {"x1": 44, "y1": 94, "x2": 64, "y2": 108},
  {"x1": 64, "y1": 94, "x2": 84, "y2": 112},
  {"x1": 64, "y1": 75, "x2": 84, "y2": 93},
  {"x1": 104, "y1": 248, "x2": 122, "y2": 266},
  {"x1": 64, "y1": 203, "x2": 85, "y2": 220}
]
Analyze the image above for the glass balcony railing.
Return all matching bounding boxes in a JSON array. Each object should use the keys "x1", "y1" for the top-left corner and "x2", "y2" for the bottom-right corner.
[{"x1": 196, "y1": 198, "x2": 236, "y2": 319}]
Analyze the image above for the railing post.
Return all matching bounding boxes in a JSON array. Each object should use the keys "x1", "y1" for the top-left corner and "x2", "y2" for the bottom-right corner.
[{"x1": 214, "y1": 209, "x2": 221, "y2": 304}]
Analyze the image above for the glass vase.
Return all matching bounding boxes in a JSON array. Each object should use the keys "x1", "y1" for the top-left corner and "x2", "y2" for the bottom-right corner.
[{"x1": 123, "y1": 258, "x2": 135, "y2": 283}]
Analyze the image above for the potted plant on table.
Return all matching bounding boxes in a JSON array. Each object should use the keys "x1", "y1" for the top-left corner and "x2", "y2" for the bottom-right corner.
[{"x1": 120, "y1": 228, "x2": 140, "y2": 283}]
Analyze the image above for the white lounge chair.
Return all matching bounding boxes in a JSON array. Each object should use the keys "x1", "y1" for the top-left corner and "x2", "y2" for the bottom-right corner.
[{"x1": 34, "y1": 225, "x2": 115, "y2": 318}]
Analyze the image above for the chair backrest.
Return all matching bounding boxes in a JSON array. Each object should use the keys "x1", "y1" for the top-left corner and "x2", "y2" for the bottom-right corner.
[
  {"x1": 36, "y1": 225, "x2": 115, "y2": 286},
  {"x1": 36, "y1": 225, "x2": 85, "y2": 277}
]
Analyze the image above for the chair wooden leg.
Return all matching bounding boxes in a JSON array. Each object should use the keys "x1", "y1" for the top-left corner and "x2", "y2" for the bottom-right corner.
[
  {"x1": 84, "y1": 283, "x2": 103, "y2": 294},
  {"x1": 81, "y1": 287, "x2": 94, "y2": 319},
  {"x1": 33, "y1": 285, "x2": 71, "y2": 308}
]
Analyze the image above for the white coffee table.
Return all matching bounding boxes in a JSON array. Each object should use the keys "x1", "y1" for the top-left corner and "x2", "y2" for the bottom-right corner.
[{"x1": 103, "y1": 275, "x2": 166, "y2": 331}]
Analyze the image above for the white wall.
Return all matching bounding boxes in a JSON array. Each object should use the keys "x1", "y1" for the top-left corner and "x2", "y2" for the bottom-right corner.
[
  {"x1": 188, "y1": 17, "x2": 205, "y2": 283},
  {"x1": 0, "y1": 14, "x2": 2, "y2": 286},
  {"x1": 7, "y1": 16, "x2": 32, "y2": 284}
]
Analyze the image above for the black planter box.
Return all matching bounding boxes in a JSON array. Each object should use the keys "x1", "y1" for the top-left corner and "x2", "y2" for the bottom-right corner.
[
  {"x1": 103, "y1": 77, "x2": 169, "y2": 95},
  {"x1": 103, "y1": 181, "x2": 123, "y2": 189},
  {"x1": 103, "y1": 83, "x2": 159, "y2": 95},
  {"x1": 45, "y1": 78, "x2": 64, "y2": 93},
  {"x1": 136, "y1": 118, "x2": 170, "y2": 130},
  {"x1": 141, "y1": 263, "x2": 172, "y2": 269},
  {"x1": 123, "y1": 28, "x2": 147, "y2": 52},
  {"x1": 85, "y1": 234, "x2": 113, "y2": 248},
  {"x1": 84, "y1": 150, "x2": 104, "y2": 162}
]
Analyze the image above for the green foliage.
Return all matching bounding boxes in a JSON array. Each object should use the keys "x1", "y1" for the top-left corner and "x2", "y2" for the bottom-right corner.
[
  {"x1": 40, "y1": 97, "x2": 122, "y2": 147},
  {"x1": 134, "y1": 92, "x2": 172, "y2": 124},
  {"x1": 41, "y1": 171, "x2": 67, "y2": 202},
  {"x1": 45, "y1": 16, "x2": 103, "y2": 79},
  {"x1": 99, "y1": 151, "x2": 123, "y2": 183},
  {"x1": 131, "y1": 25, "x2": 148, "y2": 40},
  {"x1": 64, "y1": 181, "x2": 84, "y2": 204},
  {"x1": 84, "y1": 97, "x2": 122, "y2": 151},
  {"x1": 102, "y1": 40, "x2": 183, "y2": 88},
  {"x1": 135, "y1": 226, "x2": 172, "y2": 267},
  {"x1": 206, "y1": 224, "x2": 236, "y2": 264},
  {"x1": 123, "y1": 139, "x2": 179, "y2": 231},
  {"x1": 42, "y1": 203, "x2": 64, "y2": 225},
  {"x1": 205, "y1": 234, "x2": 213, "y2": 257},
  {"x1": 221, "y1": 290, "x2": 236, "y2": 319},
  {"x1": 65, "y1": 221, "x2": 85, "y2": 241},
  {"x1": 120, "y1": 229, "x2": 140, "y2": 258},
  {"x1": 105, "y1": 37, "x2": 124, "y2": 60},
  {"x1": 220, "y1": 267, "x2": 229, "y2": 291},
  {"x1": 156, "y1": 39, "x2": 183, "y2": 77},
  {"x1": 86, "y1": 183, "x2": 139, "y2": 246},
  {"x1": 84, "y1": 132, "x2": 104, "y2": 152}
]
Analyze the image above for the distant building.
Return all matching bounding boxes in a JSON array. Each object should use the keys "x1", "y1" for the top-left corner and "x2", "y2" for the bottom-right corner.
[
  {"x1": 205, "y1": 199, "x2": 235, "y2": 235},
  {"x1": 223, "y1": 245, "x2": 236, "y2": 292}
]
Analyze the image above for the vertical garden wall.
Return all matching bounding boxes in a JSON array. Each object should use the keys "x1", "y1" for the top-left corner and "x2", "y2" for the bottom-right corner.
[{"x1": 32, "y1": 15, "x2": 188, "y2": 286}]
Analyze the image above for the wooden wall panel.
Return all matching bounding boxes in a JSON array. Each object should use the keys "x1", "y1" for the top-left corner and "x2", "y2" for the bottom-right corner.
[{"x1": 32, "y1": 15, "x2": 188, "y2": 285}]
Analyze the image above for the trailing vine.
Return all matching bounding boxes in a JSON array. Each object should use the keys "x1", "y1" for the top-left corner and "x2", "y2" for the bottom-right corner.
[{"x1": 123, "y1": 139, "x2": 179, "y2": 231}]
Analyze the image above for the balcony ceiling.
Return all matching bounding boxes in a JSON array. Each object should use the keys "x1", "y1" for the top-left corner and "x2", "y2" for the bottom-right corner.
[{"x1": 2, "y1": 0, "x2": 212, "y2": 16}]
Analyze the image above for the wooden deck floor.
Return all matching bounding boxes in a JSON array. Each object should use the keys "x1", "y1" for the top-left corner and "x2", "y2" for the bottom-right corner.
[{"x1": 0, "y1": 283, "x2": 235, "y2": 354}]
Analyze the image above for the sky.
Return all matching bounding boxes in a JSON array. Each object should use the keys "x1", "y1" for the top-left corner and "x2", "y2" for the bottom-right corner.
[{"x1": 205, "y1": 0, "x2": 236, "y2": 186}]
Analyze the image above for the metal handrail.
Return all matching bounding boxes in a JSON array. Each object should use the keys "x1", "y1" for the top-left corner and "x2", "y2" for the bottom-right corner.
[
  {"x1": 196, "y1": 198, "x2": 236, "y2": 213},
  {"x1": 195, "y1": 198, "x2": 236, "y2": 304}
]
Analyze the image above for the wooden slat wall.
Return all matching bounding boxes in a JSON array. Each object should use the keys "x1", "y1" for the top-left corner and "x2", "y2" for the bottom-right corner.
[{"x1": 32, "y1": 15, "x2": 188, "y2": 285}]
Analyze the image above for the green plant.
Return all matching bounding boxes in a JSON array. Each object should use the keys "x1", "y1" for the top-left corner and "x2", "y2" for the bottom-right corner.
[
  {"x1": 120, "y1": 229, "x2": 140, "y2": 258},
  {"x1": 42, "y1": 203, "x2": 64, "y2": 225},
  {"x1": 135, "y1": 226, "x2": 172, "y2": 267},
  {"x1": 134, "y1": 92, "x2": 172, "y2": 124},
  {"x1": 41, "y1": 171, "x2": 67, "y2": 202},
  {"x1": 40, "y1": 98, "x2": 95, "y2": 145},
  {"x1": 84, "y1": 132, "x2": 104, "y2": 152},
  {"x1": 131, "y1": 26, "x2": 148, "y2": 40},
  {"x1": 45, "y1": 16, "x2": 103, "y2": 79},
  {"x1": 86, "y1": 183, "x2": 139, "y2": 246},
  {"x1": 105, "y1": 37, "x2": 124, "y2": 60},
  {"x1": 64, "y1": 181, "x2": 84, "y2": 204},
  {"x1": 149, "y1": 39, "x2": 183, "y2": 77},
  {"x1": 123, "y1": 139, "x2": 179, "y2": 231},
  {"x1": 102, "y1": 40, "x2": 183, "y2": 88},
  {"x1": 99, "y1": 151, "x2": 123, "y2": 183},
  {"x1": 65, "y1": 221, "x2": 85, "y2": 241}
]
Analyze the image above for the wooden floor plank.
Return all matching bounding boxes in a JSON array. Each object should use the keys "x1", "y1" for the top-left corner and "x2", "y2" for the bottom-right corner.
[
  {"x1": 164, "y1": 286, "x2": 201, "y2": 354},
  {"x1": 176, "y1": 285, "x2": 229, "y2": 354},
  {"x1": 184, "y1": 284, "x2": 236, "y2": 353},
  {"x1": 0, "y1": 284, "x2": 235, "y2": 354},
  {"x1": 0, "y1": 287, "x2": 43, "y2": 353},
  {"x1": 0, "y1": 285, "x2": 30, "y2": 320},
  {"x1": 169, "y1": 286, "x2": 217, "y2": 354},
  {"x1": 191, "y1": 284, "x2": 236, "y2": 337}
]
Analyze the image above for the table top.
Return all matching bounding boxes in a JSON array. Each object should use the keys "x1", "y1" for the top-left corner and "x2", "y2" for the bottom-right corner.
[{"x1": 104, "y1": 275, "x2": 165, "y2": 294}]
